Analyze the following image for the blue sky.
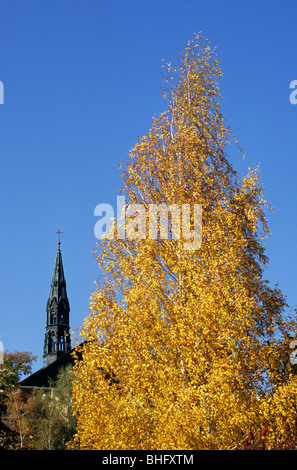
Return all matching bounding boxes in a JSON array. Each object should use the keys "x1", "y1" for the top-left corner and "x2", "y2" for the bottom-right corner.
[{"x1": 1, "y1": 0, "x2": 297, "y2": 372}]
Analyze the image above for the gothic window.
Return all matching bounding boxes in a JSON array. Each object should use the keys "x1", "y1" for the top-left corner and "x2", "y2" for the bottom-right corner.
[
  {"x1": 50, "y1": 307, "x2": 56, "y2": 324},
  {"x1": 58, "y1": 335, "x2": 64, "y2": 352},
  {"x1": 51, "y1": 333, "x2": 56, "y2": 352},
  {"x1": 58, "y1": 310, "x2": 65, "y2": 324}
]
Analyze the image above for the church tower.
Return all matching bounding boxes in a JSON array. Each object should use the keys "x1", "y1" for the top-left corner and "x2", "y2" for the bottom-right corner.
[{"x1": 43, "y1": 235, "x2": 71, "y2": 368}]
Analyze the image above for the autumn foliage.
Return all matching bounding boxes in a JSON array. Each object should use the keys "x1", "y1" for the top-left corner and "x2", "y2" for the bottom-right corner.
[{"x1": 71, "y1": 34, "x2": 297, "y2": 450}]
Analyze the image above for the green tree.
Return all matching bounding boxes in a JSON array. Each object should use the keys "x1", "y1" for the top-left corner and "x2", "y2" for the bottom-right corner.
[{"x1": 31, "y1": 365, "x2": 75, "y2": 450}]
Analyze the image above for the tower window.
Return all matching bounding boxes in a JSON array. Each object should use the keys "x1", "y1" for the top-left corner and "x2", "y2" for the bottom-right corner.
[
  {"x1": 58, "y1": 311, "x2": 65, "y2": 324},
  {"x1": 52, "y1": 334, "x2": 56, "y2": 351},
  {"x1": 50, "y1": 307, "x2": 56, "y2": 324},
  {"x1": 58, "y1": 335, "x2": 64, "y2": 352},
  {"x1": 48, "y1": 333, "x2": 56, "y2": 352}
]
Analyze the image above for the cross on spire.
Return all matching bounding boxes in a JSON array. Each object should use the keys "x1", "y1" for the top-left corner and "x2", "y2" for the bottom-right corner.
[{"x1": 55, "y1": 229, "x2": 63, "y2": 247}]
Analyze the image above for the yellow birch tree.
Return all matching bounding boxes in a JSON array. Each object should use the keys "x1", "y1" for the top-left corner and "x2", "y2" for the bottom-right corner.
[{"x1": 71, "y1": 33, "x2": 297, "y2": 450}]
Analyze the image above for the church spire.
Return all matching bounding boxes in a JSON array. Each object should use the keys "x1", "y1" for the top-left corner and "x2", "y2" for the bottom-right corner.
[{"x1": 43, "y1": 235, "x2": 71, "y2": 368}]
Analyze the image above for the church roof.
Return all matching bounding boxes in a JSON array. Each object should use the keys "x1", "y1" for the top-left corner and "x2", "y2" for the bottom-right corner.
[{"x1": 20, "y1": 347, "x2": 77, "y2": 389}]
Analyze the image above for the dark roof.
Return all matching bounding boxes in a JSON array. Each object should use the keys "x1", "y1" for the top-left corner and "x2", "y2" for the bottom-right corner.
[{"x1": 20, "y1": 347, "x2": 77, "y2": 389}]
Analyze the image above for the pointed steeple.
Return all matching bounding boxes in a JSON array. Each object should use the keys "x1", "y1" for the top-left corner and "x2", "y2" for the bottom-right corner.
[
  {"x1": 43, "y1": 236, "x2": 71, "y2": 368},
  {"x1": 47, "y1": 244, "x2": 70, "y2": 317}
]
